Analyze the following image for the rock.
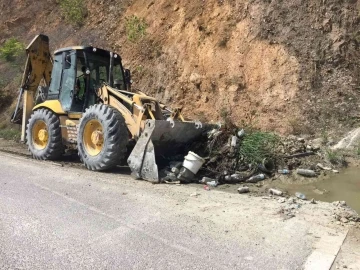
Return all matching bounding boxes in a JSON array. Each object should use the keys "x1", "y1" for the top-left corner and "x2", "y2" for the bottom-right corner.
[
  {"x1": 278, "y1": 198, "x2": 286, "y2": 203},
  {"x1": 332, "y1": 127, "x2": 360, "y2": 150},
  {"x1": 288, "y1": 197, "x2": 296, "y2": 204},
  {"x1": 309, "y1": 138, "x2": 322, "y2": 150},
  {"x1": 332, "y1": 201, "x2": 346, "y2": 207},
  {"x1": 340, "y1": 217, "x2": 349, "y2": 223},
  {"x1": 310, "y1": 198, "x2": 316, "y2": 204},
  {"x1": 189, "y1": 73, "x2": 202, "y2": 86}
]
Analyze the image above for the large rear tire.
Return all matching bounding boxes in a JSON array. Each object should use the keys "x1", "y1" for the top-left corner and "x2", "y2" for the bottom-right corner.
[
  {"x1": 26, "y1": 108, "x2": 64, "y2": 160},
  {"x1": 77, "y1": 104, "x2": 128, "y2": 171}
]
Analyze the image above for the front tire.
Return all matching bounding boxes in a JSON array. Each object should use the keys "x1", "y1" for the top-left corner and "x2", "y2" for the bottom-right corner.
[
  {"x1": 77, "y1": 104, "x2": 128, "y2": 171},
  {"x1": 26, "y1": 108, "x2": 63, "y2": 160}
]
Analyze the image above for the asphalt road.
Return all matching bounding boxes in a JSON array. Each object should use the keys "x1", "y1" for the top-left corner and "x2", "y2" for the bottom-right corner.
[{"x1": 0, "y1": 153, "x2": 352, "y2": 269}]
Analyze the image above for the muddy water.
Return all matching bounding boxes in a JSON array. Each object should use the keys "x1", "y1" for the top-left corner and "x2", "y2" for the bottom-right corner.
[{"x1": 278, "y1": 167, "x2": 360, "y2": 214}]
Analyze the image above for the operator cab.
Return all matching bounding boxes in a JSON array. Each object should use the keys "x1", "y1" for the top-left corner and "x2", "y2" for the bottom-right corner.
[{"x1": 48, "y1": 46, "x2": 130, "y2": 113}]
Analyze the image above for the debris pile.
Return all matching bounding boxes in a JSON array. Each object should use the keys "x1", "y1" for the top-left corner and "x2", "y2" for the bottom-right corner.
[{"x1": 160, "y1": 123, "x2": 344, "y2": 191}]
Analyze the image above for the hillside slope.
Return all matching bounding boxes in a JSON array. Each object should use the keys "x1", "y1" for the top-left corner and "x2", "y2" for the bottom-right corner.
[{"x1": 0, "y1": 0, "x2": 359, "y2": 135}]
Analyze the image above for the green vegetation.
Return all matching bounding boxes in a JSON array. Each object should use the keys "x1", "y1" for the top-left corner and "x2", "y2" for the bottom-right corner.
[
  {"x1": 59, "y1": 0, "x2": 87, "y2": 26},
  {"x1": 0, "y1": 128, "x2": 20, "y2": 141},
  {"x1": 125, "y1": 16, "x2": 147, "y2": 42},
  {"x1": 326, "y1": 149, "x2": 346, "y2": 166},
  {"x1": 239, "y1": 131, "x2": 280, "y2": 165},
  {"x1": 0, "y1": 38, "x2": 25, "y2": 61}
]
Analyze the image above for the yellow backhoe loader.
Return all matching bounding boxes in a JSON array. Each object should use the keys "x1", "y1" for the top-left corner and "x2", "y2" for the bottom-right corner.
[{"x1": 11, "y1": 34, "x2": 210, "y2": 182}]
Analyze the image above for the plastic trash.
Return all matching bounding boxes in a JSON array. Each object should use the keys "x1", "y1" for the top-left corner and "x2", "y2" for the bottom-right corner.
[
  {"x1": 200, "y1": 177, "x2": 215, "y2": 184},
  {"x1": 230, "y1": 174, "x2": 245, "y2": 182},
  {"x1": 296, "y1": 169, "x2": 316, "y2": 177},
  {"x1": 171, "y1": 167, "x2": 180, "y2": 175},
  {"x1": 207, "y1": 180, "x2": 218, "y2": 187},
  {"x1": 277, "y1": 169, "x2": 290, "y2": 174},
  {"x1": 246, "y1": 174, "x2": 265, "y2": 183},
  {"x1": 295, "y1": 192, "x2": 306, "y2": 200},
  {"x1": 164, "y1": 172, "x2": 178, "y2": 182},
  {"x1": 177, "y1": 167, "x2": 195, "y2": 182},
  {"x1": 231, "y1": 136, "x2": 238, "y2": 147},
  {"x1": 203, "y1": 185, "x2": 210, "y2": 191},
  {"x1": 269, "y1": 188, "x2": 283, "y2": 196},
  {"x1": 237, "y1": 186, "x2": 250, "y2": 194},
  {"x1": 182, "y1": 151, "x2": 205, "y2": 174},
  {"x1": 237, "y1": 129, "x2": 245, "y2": 138}
]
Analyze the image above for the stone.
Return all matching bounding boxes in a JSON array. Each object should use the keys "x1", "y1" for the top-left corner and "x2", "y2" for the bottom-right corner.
[
  {"x1": 332, "y1": 127, "x2": 360, "y2": 150},
  {"x1": 189, "y1": 73, "x2": 202, "y2": 86},
  {"x1": 278, "y1": 198, "x2": 286, "y2": 203},
  {"x1": 340, "y1": 217, "x2": 349, "y2": 223}
]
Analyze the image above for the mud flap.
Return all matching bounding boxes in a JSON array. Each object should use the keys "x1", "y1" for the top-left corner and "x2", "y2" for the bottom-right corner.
[{"x1": 127, "y1": 119, "x2": 212, "y2": 182}]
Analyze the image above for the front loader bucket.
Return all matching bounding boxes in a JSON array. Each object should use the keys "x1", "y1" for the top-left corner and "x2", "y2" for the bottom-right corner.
[{"x1": 127, "y1": 120, "x2": 212, "y2": 183}]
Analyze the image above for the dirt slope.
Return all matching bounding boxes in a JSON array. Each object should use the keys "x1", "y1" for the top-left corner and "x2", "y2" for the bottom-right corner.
[{"x1": 0, "y1": 0, "x2": 359, "y2": 135}]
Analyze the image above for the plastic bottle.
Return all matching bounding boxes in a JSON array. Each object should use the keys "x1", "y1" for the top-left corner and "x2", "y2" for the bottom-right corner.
[
  {"x1": 231, "y1": 136, "x2": 238, "y2": 147},
  {"x1": 278, "y1": 169, "x2": 290, "y2": 174},
  {"x1": 237, "y1": 186, "x2": 250, "y2": 194},
  {"x1": 200, "y1": 177, "x2": 215, "y2": 184},
  {"x1": 295, "y1": 192, "x2": 306, "y2": 200},
  {"x1": 230, "y1": 174, "x2": 245, "y2": 182},
  {"x1": 207, "y1": 180, "x2": 218, "y2": 187},
  {"x1": 269, "y1": 188, "x2": 283, "y2": 196},
  {"x1": 296, "y1": 169, "x2": 316, "y2": 177},
  {"x1": 246, "y1": 174, "x2": 265, "y2": 183}
]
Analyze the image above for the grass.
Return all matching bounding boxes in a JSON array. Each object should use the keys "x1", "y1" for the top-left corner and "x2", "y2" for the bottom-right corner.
[
  {"x1": 125, "y1": 16, "x2": 147, "y2": 42},
  {"x1": 239, "y1": 131, "x2": 281, "y2": 165},
  {"x1": 59, "y1": 0, "x2": 87, "y2": 26},
  {"x1": 326, "y1": 149, "x2": 346, "y2": 167},
  {"x1": 0, "y1": 38, "x2": 25, "y2": 62},
  {"x1": 0, "y1": 128, "x2": 21, "y2": 141}
]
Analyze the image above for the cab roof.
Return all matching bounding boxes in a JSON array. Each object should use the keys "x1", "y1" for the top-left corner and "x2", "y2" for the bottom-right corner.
[{"x1": 54, "y1": 46, "x2": 120, "y2": 59}]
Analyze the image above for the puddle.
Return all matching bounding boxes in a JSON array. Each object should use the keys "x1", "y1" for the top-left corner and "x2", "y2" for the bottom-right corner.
[{"x1": 277, "y1": 167, "x2": 360, "y2": 214}]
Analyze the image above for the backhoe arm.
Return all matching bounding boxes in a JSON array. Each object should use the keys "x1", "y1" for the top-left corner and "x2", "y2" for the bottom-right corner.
[{"x1": 11, "y1": 34, "x2": 52, "y2": 142}]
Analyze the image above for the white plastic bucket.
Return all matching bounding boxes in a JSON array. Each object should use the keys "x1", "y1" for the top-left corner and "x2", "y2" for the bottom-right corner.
[{"x1": 182, "y1": 151, "x2": 205, "y2": 174}]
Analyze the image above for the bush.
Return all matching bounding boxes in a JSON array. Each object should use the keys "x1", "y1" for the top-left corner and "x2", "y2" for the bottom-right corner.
[
  {"x1": 239, "y1": 131, "x2": 280, "y2": 165},
  {"x1": 125, "y1": 16, "x2": 147, "y2": 42},
  {"x1": 0, "y1": 38, "x2": 25, "y2": 61},
  {"x1": 59, "y1": 0, "x2": 87, "y2": 26}
]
